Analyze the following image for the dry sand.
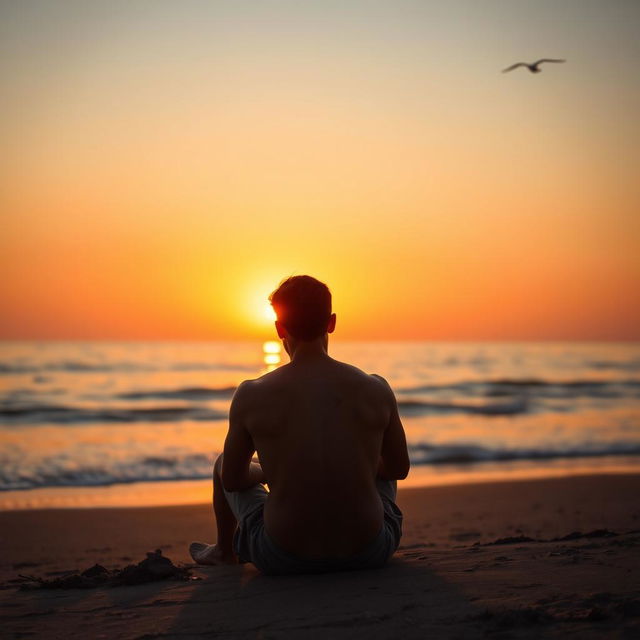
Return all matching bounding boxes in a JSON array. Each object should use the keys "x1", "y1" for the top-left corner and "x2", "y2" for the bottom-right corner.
[{"x1": 1, "y1": 473, "x2": 639, "y2": 638}]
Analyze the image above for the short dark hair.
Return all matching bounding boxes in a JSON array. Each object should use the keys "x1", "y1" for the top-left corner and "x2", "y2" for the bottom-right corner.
[{"x1": 269, "y1": 276, "x2": 332, "y2": 341}]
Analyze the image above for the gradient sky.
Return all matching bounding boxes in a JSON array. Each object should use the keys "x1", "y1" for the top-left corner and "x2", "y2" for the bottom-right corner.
[{"x1": 1, "y1": 0, "x2": 639, "y2": 340}]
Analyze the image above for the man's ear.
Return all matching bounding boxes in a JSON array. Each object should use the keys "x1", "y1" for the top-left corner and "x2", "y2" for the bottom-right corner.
[
  {"x1": 275, "y1": 320, "x2": 287, "y2": 339},
  {"x1": 327, "y1": 313, "x2": 336, "y2": 334}
]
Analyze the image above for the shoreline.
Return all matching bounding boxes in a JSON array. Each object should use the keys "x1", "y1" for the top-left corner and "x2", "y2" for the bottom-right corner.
[
  {"x1": 2, "y1": 473, "x2": 639, "y2": 638},
  {"x1": 2, "y1": 456, "x2": 639, "y2": 511}
]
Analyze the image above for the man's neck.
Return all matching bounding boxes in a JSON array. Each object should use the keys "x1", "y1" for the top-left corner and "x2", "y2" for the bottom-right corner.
[{"x1": 286, "y1": 336, "x2": 330, "y2": 364}]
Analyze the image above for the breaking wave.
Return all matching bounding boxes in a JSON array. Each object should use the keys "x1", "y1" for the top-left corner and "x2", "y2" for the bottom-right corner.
[
  {"x1": 2, "y1": 444, "x2": 640, "y2": 491},
  {"x1": 397, "y1": 398, "x2": 528, "y2": 416},
  {"x1": 0, "y1": 453, "x2": 215, "y2": 491},
  {"x1": 0, "y1": 404, "x2": 227, "y2": 424},
  {"x1": 0, "y1": 361, "x2": 255, "y2": 374},
  {"x1": 408, "y1": 442, "x2": 640, "y2": 465},
  {"x1": 118, "y1": 386, "x2": 237, "y2": 400},
  {"x1": 396, "y1": 379, "x2": 640, "y2": 400}
]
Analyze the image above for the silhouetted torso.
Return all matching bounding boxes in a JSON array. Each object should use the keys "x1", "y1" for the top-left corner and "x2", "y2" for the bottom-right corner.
[{"x1": 239, "y1": 356, "x2": 392, "y2": 559}]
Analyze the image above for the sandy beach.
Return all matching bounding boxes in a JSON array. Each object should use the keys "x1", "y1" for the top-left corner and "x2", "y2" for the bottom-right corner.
[{"x1": 1, "y1": 473, "x2": 639, "y2": 638}]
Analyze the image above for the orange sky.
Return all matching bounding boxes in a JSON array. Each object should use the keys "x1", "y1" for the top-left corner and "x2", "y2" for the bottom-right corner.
[{"x1": 1, "y1": 1, "x2": 639, "y2": 340}]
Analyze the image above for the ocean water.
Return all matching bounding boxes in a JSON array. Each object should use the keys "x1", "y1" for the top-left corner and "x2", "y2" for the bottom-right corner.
[{"x1": 1, "y1": 341, "x2": 639, "y2": 508}]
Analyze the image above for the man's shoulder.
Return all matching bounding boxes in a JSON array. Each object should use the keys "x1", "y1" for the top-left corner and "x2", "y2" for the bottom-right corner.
[
  {"x1": 229, "y1": 377, "x2": 261, "y2": 409},
  {"x1": 367, "y1": 372, "x2": 395, "y2": 401},
  {"x1": 232, "y1": 367, "x2": 285, "y2": 400},
  {"x1": 233, "y1": 375, "x2": 267, "y2": 395},
  {"x1": 332, "y1": 360, "x2": 394, "y2": 397},
  {"x1": 369, "y1": 372, "x2": 392, "y2": 388}
]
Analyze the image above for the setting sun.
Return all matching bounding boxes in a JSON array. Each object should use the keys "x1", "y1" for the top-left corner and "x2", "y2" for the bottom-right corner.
[
  {"x1": 0, "y1": 0, "x2": 638, "y2": 344},
  {"x1": 262, "y1": 303, "x2": 277, "y2": 324}
]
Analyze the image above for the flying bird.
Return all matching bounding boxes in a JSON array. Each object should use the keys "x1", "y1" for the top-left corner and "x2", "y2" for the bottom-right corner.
[{"x1": 502, "y1": 59, "x2": 566, "y2": 73}]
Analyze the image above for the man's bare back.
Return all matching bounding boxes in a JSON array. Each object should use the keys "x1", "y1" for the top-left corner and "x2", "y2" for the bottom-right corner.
[{"x1": 227, "y1": 355, "x2": 402, "y2": 558}]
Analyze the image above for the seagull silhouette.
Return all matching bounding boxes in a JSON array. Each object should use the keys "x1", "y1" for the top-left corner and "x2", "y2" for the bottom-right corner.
[{"x1": 502, "y1": 59, "x2": 566, "y2": 73}]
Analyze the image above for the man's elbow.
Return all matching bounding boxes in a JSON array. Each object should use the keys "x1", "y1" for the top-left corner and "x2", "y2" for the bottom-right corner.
[
  {"x1": 394, "y1": 452, "x2": 411, "y2": 480},
  {"x1": 379, "y1": 457, "x2": 410, "y2": 481},
  {"x1": 395, "y1": 460, "x2": 410, "y2": 480}
]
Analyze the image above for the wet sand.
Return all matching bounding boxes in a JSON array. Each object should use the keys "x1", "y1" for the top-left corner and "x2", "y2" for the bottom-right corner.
[{"x1": 1, "y1": 474, "x2": 639, "y2": 638}]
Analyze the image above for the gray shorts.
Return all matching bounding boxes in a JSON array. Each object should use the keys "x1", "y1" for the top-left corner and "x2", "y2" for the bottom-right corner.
[{"x1": 224, "y1": 480, "x2": 403, "y2": 576}]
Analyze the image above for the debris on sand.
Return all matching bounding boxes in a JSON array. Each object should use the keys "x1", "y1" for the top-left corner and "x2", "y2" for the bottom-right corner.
[
  {"x1": 485, "y1": 535, "x2": 536, "y2": 546},
  {"x1": 484, "y1": 530, "x2": 620, "y2": 546},
  {"x1": 551, "y1": 529, "x2": 618, "y2": 542},
  {"x1": 18, "y1": 550, "x2": 193, "y2": 590}
]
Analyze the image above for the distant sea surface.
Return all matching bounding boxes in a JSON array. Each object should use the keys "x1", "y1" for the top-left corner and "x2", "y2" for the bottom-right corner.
[{"x1": 1, "y1": 341, "x2": 639, "y2": 509}]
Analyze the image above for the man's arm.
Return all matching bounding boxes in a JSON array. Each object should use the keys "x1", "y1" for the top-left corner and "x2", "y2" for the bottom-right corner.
[
  {"x1": 373, "y1": 375, "x2": 410, "y2": 481},
  {"x1": 221, "y1": 381, "x2": 267, "y2": 492}
]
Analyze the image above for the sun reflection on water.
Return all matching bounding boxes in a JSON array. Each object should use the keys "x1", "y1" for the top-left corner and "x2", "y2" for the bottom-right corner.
[{"x1": 262, "y1": 340, "x2": 282, "y2": 371}]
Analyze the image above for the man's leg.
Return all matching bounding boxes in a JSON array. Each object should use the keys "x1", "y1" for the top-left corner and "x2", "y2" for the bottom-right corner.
[
  {"x1": 213, "y1": 453, "x2": 239, "y2": 557},
  {"x1": 190, "y1": 454, "x2": 238, "y2": 565}
]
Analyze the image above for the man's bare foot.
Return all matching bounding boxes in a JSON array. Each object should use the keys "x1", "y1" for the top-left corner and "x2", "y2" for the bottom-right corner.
[{"x1": 189, "y1": 541, "x2": 237, "y2": 565}]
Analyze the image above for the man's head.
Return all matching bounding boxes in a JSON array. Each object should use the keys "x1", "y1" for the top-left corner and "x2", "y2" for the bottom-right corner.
[{"x1": 269, "y1": 276, "x2": 335, "y2": 343}]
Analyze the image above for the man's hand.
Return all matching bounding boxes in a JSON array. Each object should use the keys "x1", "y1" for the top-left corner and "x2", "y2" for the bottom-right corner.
[{"x1": 249, "y1": 461, "x2": 267, "y2": 486}]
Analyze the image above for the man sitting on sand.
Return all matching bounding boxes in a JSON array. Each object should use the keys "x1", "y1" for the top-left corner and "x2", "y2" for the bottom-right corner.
[{"x1": 190, "y1": 275, "x2": 409, "y2": 575}]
